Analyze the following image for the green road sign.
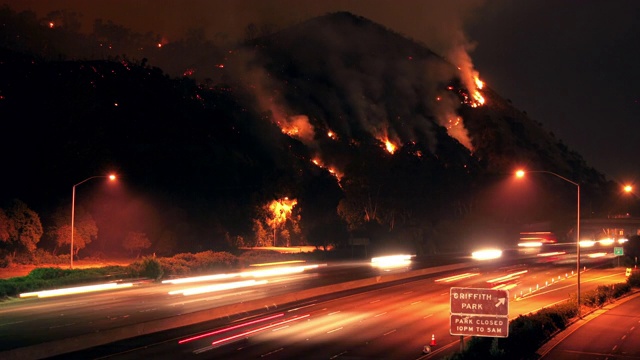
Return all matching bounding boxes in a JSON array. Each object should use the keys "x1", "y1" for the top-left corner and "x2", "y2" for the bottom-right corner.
[{"x1": 614, "y1": 247, "x2": 624, "y2": 256}]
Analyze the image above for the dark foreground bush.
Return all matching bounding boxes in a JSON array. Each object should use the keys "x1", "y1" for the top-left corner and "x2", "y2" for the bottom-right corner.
[{"x1": 628, "y1": 271, "x2": 640, "y2": 287}]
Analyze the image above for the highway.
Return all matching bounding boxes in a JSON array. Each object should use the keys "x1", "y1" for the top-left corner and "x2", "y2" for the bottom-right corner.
[
  {"x1": 0, "y1": 256, "x2": 466, "y2": 358},
  {"x1": 538, "y1": 291, "x2": 640, "y2": 359},
  {"x1": 41, "y1": 263, "x2": 627, "y2": 360}
]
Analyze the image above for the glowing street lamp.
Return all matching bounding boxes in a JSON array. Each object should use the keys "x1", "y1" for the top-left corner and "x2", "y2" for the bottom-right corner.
[
  {"x1": 70, "y1": 174, "x2": 116, "y2": 269},
  {"x1": 515, "y1": 169, "x2": 581, "y2": 317}
]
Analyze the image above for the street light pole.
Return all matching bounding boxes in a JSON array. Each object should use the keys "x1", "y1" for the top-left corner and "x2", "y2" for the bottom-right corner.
[
  {"x1": 516, "y1": 170, "x2": 581, "y2": 317},
  {"x1": 70, "y1": 174, "x2": 116, "y2": 269}
]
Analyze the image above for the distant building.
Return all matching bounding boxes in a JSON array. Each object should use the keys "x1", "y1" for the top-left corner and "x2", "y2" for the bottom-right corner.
[{"x1": 581, "y1": 215, "x2": 640, "y2": 240}]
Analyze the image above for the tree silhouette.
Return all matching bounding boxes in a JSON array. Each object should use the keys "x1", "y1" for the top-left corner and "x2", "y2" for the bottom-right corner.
[
  {"x1": 2, "y1": 199, "x2": 43, "y2": 257},
  {"x1": 49, "y1": 205, "x2": 97, "y2": 259},
  {"x1": 123, "y1": 231, "x2": 151, "y2": 258}
]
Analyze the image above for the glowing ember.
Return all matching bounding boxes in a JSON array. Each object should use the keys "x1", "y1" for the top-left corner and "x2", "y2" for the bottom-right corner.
[
  {"x1": 471, "y1": 92, "x2": 485, "y2": 107},
  {"x1": 448, "y1": 117, "x2": 462, "y2": 128}
]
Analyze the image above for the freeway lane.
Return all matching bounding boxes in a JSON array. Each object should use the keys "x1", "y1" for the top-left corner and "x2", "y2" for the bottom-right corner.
[
  {"x1": 0, "y1": 269, "x2": 322, "y2": 350},
  {"x1": 539, "y1": 291, "x2": 640, "y2": 360},
  {"x1": 54, "y1": 265, "x2": 627, "y2": 359},
  {"x1": 0, "y1": 257, "x2": 469, "y2": 356}
]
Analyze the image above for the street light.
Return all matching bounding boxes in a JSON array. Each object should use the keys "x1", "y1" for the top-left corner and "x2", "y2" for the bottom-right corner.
[
  {"x1": 516, "y1": 169, "x2": 581, "y2": 317},
  {"x1": 70, "y1": 174, "x2": 116, "y2": 269}
]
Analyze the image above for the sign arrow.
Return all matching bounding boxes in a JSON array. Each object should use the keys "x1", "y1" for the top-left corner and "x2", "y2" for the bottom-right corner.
[{"x1": 495, "y1": 298, "x2": 506, "y2": 307}]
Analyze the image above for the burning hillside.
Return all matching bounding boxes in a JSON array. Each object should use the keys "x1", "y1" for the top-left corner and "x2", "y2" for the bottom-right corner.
[
  {"x1": 0, "y1": 8, "x2": 614, "y2": 255},
  {"x1": 238, "y1": 12, "x2": 489, "y2": 176}
]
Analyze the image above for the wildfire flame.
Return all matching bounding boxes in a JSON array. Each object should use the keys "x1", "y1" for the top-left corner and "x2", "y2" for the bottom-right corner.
[
  {"x1": 385, "y1": 140, "x2": 396, "y2": 154},
  {"x1": 311, "y1": 158, "x2": 343, "y2": 181},
  {"x1": 470, "y1": 75, "x2": 485, "y2": 107},
  {"x1": 276, "y1": 115, "x2": 315, "y2": 144},
  {"x1": 268, "y1": 198, "x2": 297, "y2": 226},
  {"x1": 376, "y1": 134, "x2": 398, "y2": 155},
  {"x1": 280, "y1": 123, "x2": 299, "y2": 137}
]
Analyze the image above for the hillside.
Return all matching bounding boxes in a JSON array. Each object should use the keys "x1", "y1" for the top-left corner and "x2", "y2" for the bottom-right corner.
[{"x1": 0, "y1": 9, "x2": 618, "y2": 258}]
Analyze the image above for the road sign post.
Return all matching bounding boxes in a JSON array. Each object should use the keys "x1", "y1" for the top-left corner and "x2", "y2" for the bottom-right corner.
[
  {"x1": 450, "y1": 287, "x2": 509, "y2": 338},
  {"x1": 615, "y1": 247, "x2": 624, "y2": 266}
]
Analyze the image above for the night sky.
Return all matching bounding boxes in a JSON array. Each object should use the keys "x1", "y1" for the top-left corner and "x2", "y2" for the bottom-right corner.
[{"x1": 4, "y1": 0, "x2": 640, "y2": 184}]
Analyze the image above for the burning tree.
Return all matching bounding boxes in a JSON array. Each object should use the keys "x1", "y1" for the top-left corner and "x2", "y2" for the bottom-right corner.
[{"x1": 253, "y1": 197, "x2": 300, "y2": 247}]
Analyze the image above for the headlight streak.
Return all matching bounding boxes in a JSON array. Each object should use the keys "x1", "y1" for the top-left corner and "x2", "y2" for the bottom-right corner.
[
  {"x1": 19, "y1": 282, "x2": 133, "y2": 298},
  {"x1": 249, "y1": 260, "x2": 306, "y2": 267},
  {"x1": 492, "y1": 283, "x2": 519, "y2": 291},
  {"x1": 588, "y1": 252, "x2": 607, "y2": 258},
  {"x1": 165, "y1": 264, "x2": 322, "y2": 296},
  {"x1": 370, "y1": 254, "x2": 414, "y2": 269},
  {"x1": 243, "y1": 264, "x2": 319, "y2": 278},
  {"x1": 162, "y1": 264, "x2": 321, "y2": 285},
  {"x1": 178, "y1": 312, "x2": 285, "y2": 344},
  {"x1": 518, "y1": 241, "x2": 542, "y2": 247},
  {"x1": 579, "y1": 240, "x2": 596, "y2": 247},
  {"x1": 471, "y1": 249, "x2": 502, "y2": 260},
  {"x1": 486, "y1": 270, "x2": 528, "y2": 284},
  {"x1": 598, "y1": 238, "x2": 615, "y2": 246},
  {"x1": 162, "y1": 273, "x2": 239, "y2": 285},
  {"x1": 169, "y1": 279, "x2": 268, "y2": 296},
  {"x1": 536, "y1": 251, "x2": 566, "y2": 257},
  {"x1": 434, "y1": 272, "x2": 480, "y2": 282}
]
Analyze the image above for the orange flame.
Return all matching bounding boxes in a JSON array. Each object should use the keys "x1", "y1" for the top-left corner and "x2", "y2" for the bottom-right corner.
[
  {"x1": 268, "y1": 198, "x2": 297, "y2": 226},
  {"x1": 280, "y1": 123, "x2": 299, "y2": 137},
  {"x1": 384, "y1": 140, "x2": 396, "y2": 154},
  {"x1": 470, "y1": 75, "x2": 485, "y2": 107},
  {"x1": 311, "y1": 158, "x2": 343, "y2": 181}
]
